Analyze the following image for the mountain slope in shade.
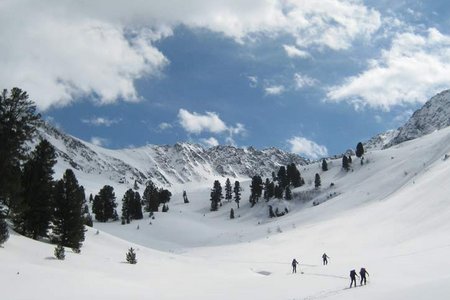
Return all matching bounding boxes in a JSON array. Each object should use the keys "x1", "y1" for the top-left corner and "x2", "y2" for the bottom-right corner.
[{"x1": 37, "y1": 122, "x2": 307, "y2": 190}]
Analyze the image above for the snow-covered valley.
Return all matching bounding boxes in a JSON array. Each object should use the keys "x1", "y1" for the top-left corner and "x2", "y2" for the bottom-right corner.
[{"x1": 2, "y1": 121, "x2": 450, "y2": 300}]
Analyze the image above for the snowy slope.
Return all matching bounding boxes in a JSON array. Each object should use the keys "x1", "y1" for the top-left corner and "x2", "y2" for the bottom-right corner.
[
  {"x1": 37, "y1": 122, "x2": 306, "y2": 193},
  {"x1": 3, "y1": 123, "x2": 450, "y2": 300}
]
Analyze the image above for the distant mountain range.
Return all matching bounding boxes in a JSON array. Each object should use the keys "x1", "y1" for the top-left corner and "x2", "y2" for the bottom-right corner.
[
  {"x1": 37, "y1": 89, "x2": 450, "y2": 189},
  {"x1": 37, "y1": 123, "x2": 307, "y2": 189}
]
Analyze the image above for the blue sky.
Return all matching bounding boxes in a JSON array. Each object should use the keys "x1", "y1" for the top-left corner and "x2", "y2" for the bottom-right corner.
[{"x1": 2, "y1": 0, "x2": 450, "y2": 158}]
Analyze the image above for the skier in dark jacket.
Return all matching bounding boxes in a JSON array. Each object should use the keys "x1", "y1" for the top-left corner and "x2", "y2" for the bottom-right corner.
[
  {"x1": 322, "y1": 253, "x2": 330, "y2": 265},
  {"x1": 292, "y1": 259, "x2": 299, "y2": 273},
  {"x1": 349, "y1": 269, "x2": 359, "y2": 288},
  {"x1": 359, "y1": 268, "x2": 369, "y2": 285}
]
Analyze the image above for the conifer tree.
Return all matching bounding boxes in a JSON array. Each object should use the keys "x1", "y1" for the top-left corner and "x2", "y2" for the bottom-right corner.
[
  {"x1": 249, "y1": 175, "x2": 263, "y2": 206},
  {"x1": 274, "y1": 184, "x2": 283, "y2": 199},
  {"x1": 54, "y1": 244, "x2": 65, "y2": 260},
  {"x1": 143, "y1": 181, "x2": 159, "y2": 212},
  {"x1": 230, "y1": 208, "x2": 235, "y2": 219},
  {"x1": 233, "y1": 181, "x2": 241, "y2": 209},
  {"x1": 121, "y1": 189, "x2": 132, "y2": 224},
  {"x1": 348, "y1": 155, "x2": 352, "y2": 164},
  {"x1": 132, "y1": 192, "x2": 143, "y2": 220},
  {"x1": 126, "y1": 247, "x2": 137, "y2": 264},
  {"x1": 92, "y1": 185, "x2": 117, "y2": 222},
  {"x1": 342, "y1": 155, "x2": 349, "y2": 171},
  {"x1": 291, "y1": 169, "x2": 303, "y2": 188},
  {"x1": 52, "y1": 169, "x2": 85, "y2": 251},
  {"x1": 277, "y1": 166, "x2": 288, "y2": 189},
  {"x1": 0, "y1": 215, "x2": 9, "y2": 246},
  {"x1": 285, "y1": 186, "x2": 292, "y2": 200},
  {"x1": 15, "y1": 139, "x2": 56, "y2": 239},
  {"x1": 183, "y1": 190, "x2": 189, "y2": 203},
  {"x1": 0, "y1": 88, "x2": 40, "y2": 212},
  {"x1": 314, "y1": 173, "x2": 321, "y2": 188},
  {"x1": 225, "y1": 178, "x2": 232, "y2": 202},
  {"x1": 322, "y1": 159, "x2": 328, "y2": 171},
  {"x1": 355, "y1": 142, "x2": 365, "y2": 158},
  {"x1": 210, "y1": 180, "x2": 223, "y2": 211}
]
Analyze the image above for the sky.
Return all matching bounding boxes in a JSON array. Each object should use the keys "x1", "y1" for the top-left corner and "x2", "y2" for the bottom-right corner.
[{"x1": 2, "y1": 0, "x2": 450, "y2": 159}]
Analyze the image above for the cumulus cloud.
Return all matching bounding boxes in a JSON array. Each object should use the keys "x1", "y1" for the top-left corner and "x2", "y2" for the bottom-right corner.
[
  {"x1": 294, "y1": 73, "x2": 318, "y2": 89},
  {"x1": 82, "y1": 117, "x2": 121, "y2": 127},
  {"x1": 283, "y1": 45, "x2": 310, "y2": 58},
  {"x1": 178, "y1": 109, "x2": 228, "y2": 134},
  {"x1": 248, "y1": 76, "x2": 258, "y2": 88},
  {"x1": 178, "y1": 109, "x2": 246, "y2": 145},
  {"x1": 287, "y1": 136, "x2": 328, "y2": 159},
  {"x1": 0, "y1": 0, "x2": 381, "y2": 110},
  {"x1": 327, "y1": 28, "x2": 450, "y2": 110},
  {"x1": 265, "y1": 85, "x2": 286, "y2": 96},
  {"x1": 158, "y1": 122, "x2": 173, "y2": 131},
  {"x1": 90, "y1": 137, "x2": 109, "y2": 147},
  {"x1": 200, "y1": 137, "x2": 219, "y2": 148}
]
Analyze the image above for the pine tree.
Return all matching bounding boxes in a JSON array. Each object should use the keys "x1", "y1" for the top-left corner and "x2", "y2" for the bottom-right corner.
[
  {"x1": 121, "y1": 189, "x2": 133, "y2": 224},
  {"x1": 0, "y1": 215, "x2": 9, "y2": 246},
  {"x1": 14, "y1": 139, "x2": 56, "y2": 239},
  {"x1": 322, "y1": 159, "x2": 328, "y2": 171},
  {"x1": 230, "y1": 208, "x2": 235, "y2": 219},
  {"x1": 314, "y1": 173, "x2": 321, "y2": 188},
  {"x1": 126, "y1": 247, "x2": 137, "y2": 264},
  {"x1": 210, "y1": 180, "x2": 223, "y2": 211},
  {"x1": 54, "y1": 244, "x2": 65, "y2": 260},
  {"x1": 0, "y1": 88, "x2": 41, "y2": 212},
  {"x1": 225, "y1": 178, "x2": 232, "y2": 202},
  {"x1": 277, "y1": 166, "x2": 288, "y2": 189},
  {"x1": 233, "y1": 181, "x2": 241, "y2": 209},
  {"x1": 89, "y1": 194, "x2": 93, "y2": 203},
  {"x1": 183, "y1": 190, "x2": 189, "y2": 203},
  {"x1": 92, "y1": 185, "x2": 117, "y2": 222},
  {"x1": 132, "y1": 192, "x2": 143, "y2": 220},
  {"x1": 274, "y1": 184, "x2": 283, "y2": 199},
  {"x1": 158, "y1": 189, "x2": 172, "y2": 206},
  {"x1": 52, "y1": 169, "x2": 86, "y2": 251},
  {"x1": 342, "y1": 155, "x2": 349, "y2": 171},
  {"x1": 268, "y1": 205, "x2": 275, "y2": 218},
  {"x1": 249, "y1": 175, "x2": 263, "y2": 206},
  {"x1": 142, "y1": 181, "x2": 159, "y2": 212},
  {"x1": 356, "y1": 142, "x2": 364, "y2": 158},
  {"x1": 263, "y1": 178, "x2": 271, "y2": 201},
  {"x1": 291, "y1": 169, "x2": 303, "y2": 188},
  {"x1": 285, "y1": 186, "x2": 292, "y2": 200},
  {"x1": 348, "y1": 155, "x2": 352, "y2": 164}
]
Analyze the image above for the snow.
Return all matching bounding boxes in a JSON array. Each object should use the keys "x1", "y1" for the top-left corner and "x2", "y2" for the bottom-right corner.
[{"x1": 2, "y1": 126, "x2": 450, "y2": 299}]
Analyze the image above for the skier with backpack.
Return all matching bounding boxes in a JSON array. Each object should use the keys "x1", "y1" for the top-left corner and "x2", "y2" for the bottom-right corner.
[
  {"x1": 292, "y1": 258, "x2": 299, "y2": 273},
  {"x1": 349, "y1": 269, "x2": 359, "y2": 288},
  {"x1": 322, "y1": 253, "x2": 330, "y2": 265},
  {"x1": 359, "y1": 267, "x2": 369, "y2": 285}
]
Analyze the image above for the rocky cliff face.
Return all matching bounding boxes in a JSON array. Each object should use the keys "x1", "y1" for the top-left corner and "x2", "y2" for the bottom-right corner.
[{"x1": 385, "y1": 89, "x2": 450, "y2": 148}]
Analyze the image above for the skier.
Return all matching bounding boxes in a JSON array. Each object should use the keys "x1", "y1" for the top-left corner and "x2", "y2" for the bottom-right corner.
[
  {"x1": 359, "y1": 267, "x2": 369, "y2": 285},
  {"x1": 292, "y1": 258, "x2": 299, "y2": 273},
  {"x1": 322, "y1": 253, "x2": 330, "y2": 265},
  {"x1": 349, "y1": 269, "x2": 359, "y2": 288}
]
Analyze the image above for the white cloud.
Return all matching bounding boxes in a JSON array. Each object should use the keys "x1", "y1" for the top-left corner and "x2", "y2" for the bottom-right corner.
[
  {"x1": 265, "y1": 85, "x2": 286, "y2": 96},
  {"x1": 0, "y1": 0, "x2": 381, "y2": 110},
  {"x1": 283, "y1": 44, "x2": 310, "y2": 58},
  {"x1": 294, "y1": 73, "x2": 318, "y2": 89},
  {"x1": 90, "y1": 137, "x2": 109, "y2": 147},
  {"x1": 287, "y1": 136, "x2": 328, "y2": 159},
  {"x1": 82, "y1": 117, "x2": 121, "y2": 127},
  {"x1": 178, "y1": 109, "x2": 227, "y2": 134},
  {"x1": 248, "y1": 76, "x2": 258, "y2": 88},
  {"x1": 158, "y1": 122, "x2": 173, "y2": 130},
  {"x1": 200, "y1": 137, "x2": 219, "y2": 148},
  {"x1": 327, "y1": 28, "x2": 450, "y2": 110}
]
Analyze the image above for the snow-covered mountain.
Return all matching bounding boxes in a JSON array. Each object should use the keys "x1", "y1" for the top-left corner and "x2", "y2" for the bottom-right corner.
[
  {"x1": 385, "y1": 89, "x2": 450, "y2": 148},
  {"x1": 37, "y1": 122, "x2": 307, "y2": 190}
]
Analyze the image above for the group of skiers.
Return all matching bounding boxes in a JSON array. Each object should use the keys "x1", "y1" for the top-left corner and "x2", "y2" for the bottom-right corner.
[{"x1": 291, "y1": 253, "x2": 369, "y2": 288}]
